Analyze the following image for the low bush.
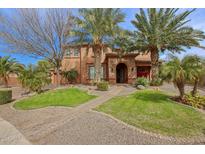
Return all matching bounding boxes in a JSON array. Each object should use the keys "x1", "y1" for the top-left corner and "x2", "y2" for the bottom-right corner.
[
  {"x1": 0, "y1": 89, "x2": 12, "y2": 105},
  {"x1": 135, "y1": 77, "x2": 149, "y2": 87},
  {"x1": 62, "y1": 69, "x2": 78, "y2": 84},
  {"x1": 184, "y1": 94, "x2": 205, "y2": 110},
  {"x1": 97, "y1": 81, "x2": 109, "y2": 91},
  {"x1": 150, "y1": 78, "x2": 163, "y2": 86}
]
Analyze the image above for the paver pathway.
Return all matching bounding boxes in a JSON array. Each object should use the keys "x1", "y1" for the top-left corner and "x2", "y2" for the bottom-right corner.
[
  {"x1": 0, "y1": 85, "x2": 204, "y2": 144},
  {"x1": 0, "y1": 117, "x2": 30, "y2": 144}
]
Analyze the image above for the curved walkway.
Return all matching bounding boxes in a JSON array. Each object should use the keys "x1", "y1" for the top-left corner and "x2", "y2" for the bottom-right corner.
[
  {"x1": 0, "y1": 85, "x2": 204, "y2": 144},
  {"x1": 0, "y1": 117, "x2": 30, "y2": 144}
]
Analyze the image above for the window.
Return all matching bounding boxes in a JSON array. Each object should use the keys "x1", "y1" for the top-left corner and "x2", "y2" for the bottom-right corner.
[
  {"x1": 89, "y1": 66, "x2": 95, "y2": 79},
  {"x1": 65, "y1": 49, "x2": 72, "y2": 56},
  {"x1": 74, "y1": 49, "x2": 79, "y2": 57},
  {"x1": 88, "y1": 66, "x2": 104, "y2": 79},
  {"x1": 101, "y1": 66, "x2": 104, "y2": 79}
]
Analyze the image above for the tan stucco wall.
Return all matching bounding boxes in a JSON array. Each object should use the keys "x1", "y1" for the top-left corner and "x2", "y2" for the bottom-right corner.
[{"x1": 52, "y1": 45, "x2": 151, "y2": 85}]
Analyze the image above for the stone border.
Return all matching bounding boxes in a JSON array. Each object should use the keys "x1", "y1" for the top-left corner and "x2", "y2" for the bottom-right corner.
[{"x1": 91, "y1": 110, "x2": 205, "y2": 144}]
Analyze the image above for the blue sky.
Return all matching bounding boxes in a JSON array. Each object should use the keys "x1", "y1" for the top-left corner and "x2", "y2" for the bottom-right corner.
[{"x1": 0, "y1": 8, "x2": 205, "y2": 65}]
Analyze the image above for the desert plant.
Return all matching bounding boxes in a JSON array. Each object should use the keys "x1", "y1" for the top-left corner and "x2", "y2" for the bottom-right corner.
[
  {"x1": 184, "y1": 93, "x2": 205, "y2": 109},
  {"x1": 135, "y1": 77, "x2": 149, "y2": 87},
  {"x1": 97, "y1": 81, "x2": 109, "y2": 91},
  {"x1": 0, "y1": 89, "x2": 12, "y2": 104},
  {"x1": 130, "y1": 9, "x2": 205, "y2": 81},
  {"x1": 62, "y1": 69, "x2": 78, "y2": 84}
]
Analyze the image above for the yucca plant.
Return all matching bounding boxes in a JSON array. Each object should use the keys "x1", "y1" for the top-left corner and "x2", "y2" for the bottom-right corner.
[
  {"x1": 70, "y1": 8, "x2": 125, "y2": 83},
  {"x1": 0, "y1": 56, "x2": 23, "y2": 87},
  {"x1": 131, "y1": 9, "x2": 205, "y2": 81}
]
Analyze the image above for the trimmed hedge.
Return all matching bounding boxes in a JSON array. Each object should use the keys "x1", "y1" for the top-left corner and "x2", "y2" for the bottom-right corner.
[
  {"x1": 97, "y1": 81, "x2": 109, "y2": 91},
  {"x1": 0, "y1": 89, "x2": 12, "y2": 105}
]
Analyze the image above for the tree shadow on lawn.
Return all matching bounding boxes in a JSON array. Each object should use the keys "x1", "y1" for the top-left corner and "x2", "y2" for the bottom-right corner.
[{"x1": 133, "y1": 90, "x2": 172, "y2": 104}]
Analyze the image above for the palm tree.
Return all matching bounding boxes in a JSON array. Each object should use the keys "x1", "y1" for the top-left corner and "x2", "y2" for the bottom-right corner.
[
  {"x1": 18, "y1": 64, "x2": 51, "y2": 93},
  {"x1": 162, "y1": 55, "x2": 203, "y2": 99},
  {"x1": 182, "y1": 55, "x2": 205, "y2": 96},
  {"x1": 131, "y1": 8, "x2": 205, "y2": 81},
  {"x1": 0, "y1": 56, "x2": 22, "y2": 87},
  {"x1": 70, "y1": 8, "x2": 125, "y2": 82}
]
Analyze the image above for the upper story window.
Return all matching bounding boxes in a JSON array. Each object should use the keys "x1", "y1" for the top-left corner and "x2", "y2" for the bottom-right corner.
[
  {"x1": 74, "y1": 49, "x2": 80, "y2": 57},
  {"x1": 65, "y1": 48, "x2": 80, "y2": 57},
  {"x1": 65, "y1": 48, "x2": 72, "y2": 56}
]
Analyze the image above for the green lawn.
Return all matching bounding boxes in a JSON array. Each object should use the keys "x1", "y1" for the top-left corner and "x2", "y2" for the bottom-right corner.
[
  {"x1": 14, "y1": 88, "x2": 97, "y2": 110},
  {"x1": 96, "y1": 90, "x2": 205, "y2": 137}
]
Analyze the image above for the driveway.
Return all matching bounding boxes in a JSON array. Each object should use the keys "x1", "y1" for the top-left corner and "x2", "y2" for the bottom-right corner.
[{"x1": 0, "y1": 85, "x2": 204, "y2": 144}]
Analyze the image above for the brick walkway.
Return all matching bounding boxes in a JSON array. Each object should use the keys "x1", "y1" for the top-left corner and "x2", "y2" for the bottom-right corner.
[{"x1": 0, "y1": 117, "x2": 30, "y2": 144}]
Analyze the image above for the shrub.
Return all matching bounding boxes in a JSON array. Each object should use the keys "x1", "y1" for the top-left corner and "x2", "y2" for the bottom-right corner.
[
  {"x1": 97, "y1": 81, "x2": 109, "y2": 91},
  {"x1": 150, "y1": 78, "x2": 163, "y2": 86},
  {"x1": 0, "y1": 89, "x2": 12, "y2": 105},
  {"x1": 62, "y1": 69, "x2": 78, "y2": 83},
  {"x1": 18, "y1": 65, "x2": 51, "y2": 93},
  {"x1": 135, "y1": 77, "x2": 149, "y2": 87},
  {"x1": 184, "y1": 94, "x2": 205, "y2": 110}
]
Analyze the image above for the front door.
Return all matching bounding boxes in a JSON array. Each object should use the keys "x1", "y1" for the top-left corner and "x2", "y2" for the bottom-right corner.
[{"x1": 116, "y1": 63, "x2": 128, "y2": 83}]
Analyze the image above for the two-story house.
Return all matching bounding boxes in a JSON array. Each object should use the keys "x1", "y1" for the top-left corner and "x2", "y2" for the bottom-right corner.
[{"x1": 51, "y1": 44, "x2": 152, "y2": 85}]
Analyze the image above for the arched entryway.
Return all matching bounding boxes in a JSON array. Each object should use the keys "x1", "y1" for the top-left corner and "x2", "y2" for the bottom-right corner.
[{"x1": 116, "y1": 63, "x2": 128, "y2": 83}]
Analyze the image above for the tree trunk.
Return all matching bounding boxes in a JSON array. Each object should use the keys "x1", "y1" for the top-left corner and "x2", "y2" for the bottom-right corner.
[
  {"x1": 93, "y1": 45, "x2": 102, "y2": 83},
  {"x1": 176, "y1": 81, "x2": 185, "y2": 100},
  {"x1": 150, "y1": 49, "x2": 159, "y2": 81},
  {"x1": 192, "y1": 78, "x2": 199, "y2": 96},
  {"x1": 3, "y1": 76, "x2": 9, "y2": 88},
  {"x1": 56, "y1": 67, "x2": 60, "y2": 87}
]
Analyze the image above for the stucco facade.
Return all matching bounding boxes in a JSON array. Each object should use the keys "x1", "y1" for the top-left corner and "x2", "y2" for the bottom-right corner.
[{"x1": 52, "y1": 44, "x2": 152, "y2": 85}]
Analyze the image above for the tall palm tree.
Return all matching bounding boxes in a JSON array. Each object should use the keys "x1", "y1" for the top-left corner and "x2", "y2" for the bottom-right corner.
[
  {"x1": 0, "y1": 56, "x2": 22, "y2": 87},
  {"x1": 131, "y1": 8, "x2": 205, "y2": 81},
  {"x1": 70, "y1": 8, "x2": 125, "y2": 82}
]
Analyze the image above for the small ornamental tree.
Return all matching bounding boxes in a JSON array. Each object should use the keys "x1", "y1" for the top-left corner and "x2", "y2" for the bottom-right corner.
[
  {"x1": 18, "y1": 64, "x2": 51, "y2": 93},
  {"x1": 162, "y1": 55, "x2": 204, "y2": 100},
  {"x1": 0, "y1": 56, "x2": 23, "y2": 87}
]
